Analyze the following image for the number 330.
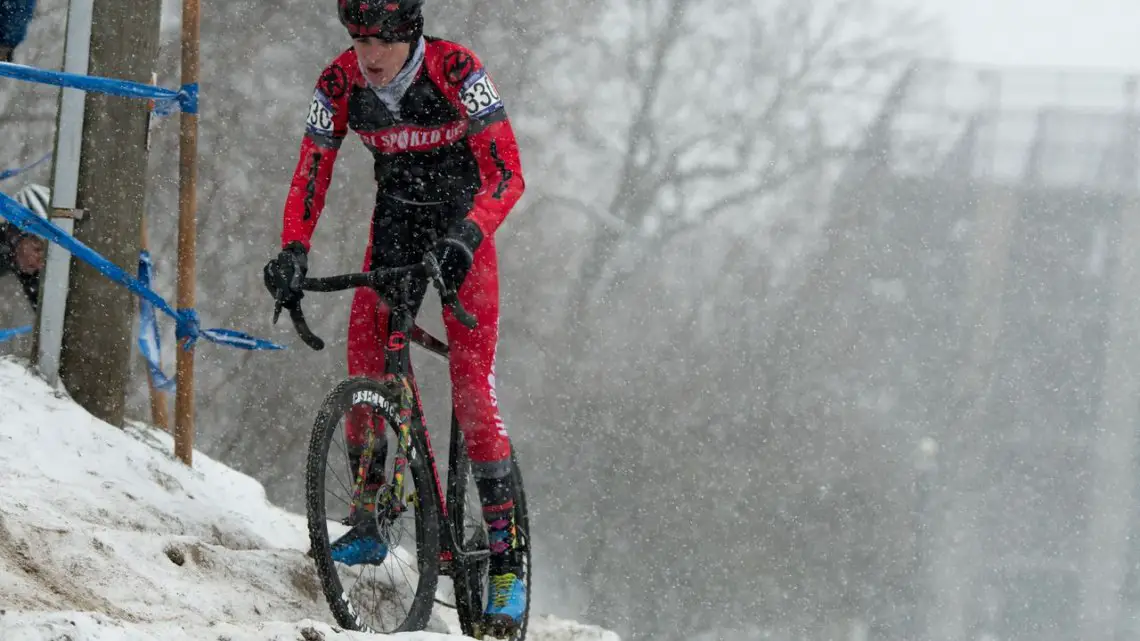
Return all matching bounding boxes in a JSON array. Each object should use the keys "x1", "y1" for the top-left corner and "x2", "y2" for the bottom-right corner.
[{"x1": 462, "y1": 76, "x2": 501, "y2": 115}]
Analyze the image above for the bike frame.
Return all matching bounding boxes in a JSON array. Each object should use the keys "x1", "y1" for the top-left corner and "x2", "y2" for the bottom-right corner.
[
  {"x1": 382, "y1": 283, "x2": 488, "y2": 575},
  {"x1": 382, "y1": 280, "x2": 451, "y2": 520},
  {"x1": 285, "y1": 260, "x2": 487, "y2": 575}
]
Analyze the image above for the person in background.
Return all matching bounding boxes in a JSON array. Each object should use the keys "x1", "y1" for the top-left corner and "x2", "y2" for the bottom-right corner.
[
  {"x1": 0, "y1": 183, "x2": 49, "y2": 310},
  {"x1": 0, "y1": 0, "x2": 36, "y2": 62}
]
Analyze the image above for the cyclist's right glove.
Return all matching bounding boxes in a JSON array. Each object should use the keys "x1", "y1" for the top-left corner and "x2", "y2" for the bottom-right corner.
[{"x1": 263, "y1": 240, "x2": 308, "y2": 308}]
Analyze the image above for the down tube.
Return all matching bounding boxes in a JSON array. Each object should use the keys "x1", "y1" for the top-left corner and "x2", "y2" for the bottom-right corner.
[
  {"x1": 387, "y1": 304, "x2": 449, "y2": 518},
  {"x1": 411, "y1": 382, "x2": 448, "y2": 518}
]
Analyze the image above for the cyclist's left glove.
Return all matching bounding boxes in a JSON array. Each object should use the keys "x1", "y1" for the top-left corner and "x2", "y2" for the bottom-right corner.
[
  {"x1": 434, "y1": 219, "x2": 483, "y2": 294},
  {"x1": 263, "y1": 240, "x2": 308, "y2": 308}
]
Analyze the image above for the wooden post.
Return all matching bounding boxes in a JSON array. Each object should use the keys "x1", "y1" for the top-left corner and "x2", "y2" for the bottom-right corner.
[
  {"x1": 57, "y1": 0, "x2": 162, "y2": 426},
  {"x1": 173, "y1": 0, "x2": 200, "y2": 465},
  {"x1": 140, "y1": 217, "x2": 170, "y2": 431}
]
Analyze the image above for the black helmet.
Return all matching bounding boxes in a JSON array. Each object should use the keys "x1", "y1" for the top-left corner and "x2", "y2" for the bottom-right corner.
[{"x1": 338, "y1": 0, "x2": 423, "y2": 42}]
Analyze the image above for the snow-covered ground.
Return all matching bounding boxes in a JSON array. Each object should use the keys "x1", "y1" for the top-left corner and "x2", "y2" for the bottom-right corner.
[{"x1": 0, "y1": 357, "x2": 618, "y2": 641}]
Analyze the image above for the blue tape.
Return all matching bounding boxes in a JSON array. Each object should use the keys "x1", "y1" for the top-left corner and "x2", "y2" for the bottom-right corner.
[
  {"x1": 201, "y1": 327, "x2": 285, "y2": 351},
  {"x1": 0, "y1": 151, "x2": 51, "y2": 182},
  {"x1": 153, "y1": 82, "x2": 197, "y2": 116},
  {"x1": 0, "y1": 62, "x2": 199, "y2": 115},
  {"x1": 0, "y1": 325, "x2": 32, "y2": 343},
  {"x1": 175, "y1": 307, "x2": 199, "y2": 348},
  {"x1": 138, "y1": 250, "x2": 175, "y2": 392},
  {"x1": 0, "y1": 193, "x2": 282, "y2": 353}
]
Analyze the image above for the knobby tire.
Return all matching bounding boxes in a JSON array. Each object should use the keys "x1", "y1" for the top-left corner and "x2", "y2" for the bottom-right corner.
[{"x1": 305, "y1": 377, "x2": 441, "y2": 633}]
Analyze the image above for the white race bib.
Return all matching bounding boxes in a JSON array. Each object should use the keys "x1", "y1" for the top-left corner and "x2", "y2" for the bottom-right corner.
[
  {"x1": 306, "y1": 91, "x2": 335, "y2": 135},
  {"x1": 460, "y1": 69, "x2": 503, "y2": 119}
]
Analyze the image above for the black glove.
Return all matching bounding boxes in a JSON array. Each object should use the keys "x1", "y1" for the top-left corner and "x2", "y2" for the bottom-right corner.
[
  {"x1": 263, "y1": 241, "x2": 308, "y2": 308},
  {"x1": 433, "y1": 219, "x2": 483, "y2": 294}
]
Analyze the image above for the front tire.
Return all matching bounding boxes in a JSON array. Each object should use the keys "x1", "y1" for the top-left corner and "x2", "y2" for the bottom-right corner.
[{"x1": 305, "y1": 377, "x2": 441, "y2": 633}]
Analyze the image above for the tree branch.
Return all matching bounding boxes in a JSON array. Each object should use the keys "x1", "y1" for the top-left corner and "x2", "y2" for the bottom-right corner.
[{"x1": 610, "y1": 0, "x2": 689, "y2": 219}]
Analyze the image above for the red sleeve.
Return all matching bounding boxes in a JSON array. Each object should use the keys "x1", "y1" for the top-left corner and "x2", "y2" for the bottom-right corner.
[
  {"x1": 465, "y1": 116, "x2": 525, "y2": 237},
  {"x1": 429, "y1": 42, "x2": 525, "y2": 238},
  {"x1": 281, "y1": 58, "x2": 353, "y2": 250}
]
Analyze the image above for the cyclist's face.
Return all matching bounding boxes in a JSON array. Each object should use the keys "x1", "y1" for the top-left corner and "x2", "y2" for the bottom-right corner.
[{"x1": 353, "y1": 36, "x2": 411, "y2": 87}]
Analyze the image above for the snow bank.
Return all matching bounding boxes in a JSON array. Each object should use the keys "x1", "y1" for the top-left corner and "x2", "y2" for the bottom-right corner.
[{"x1": 0, "y1": 357, "x2": 617, "y2": 641}]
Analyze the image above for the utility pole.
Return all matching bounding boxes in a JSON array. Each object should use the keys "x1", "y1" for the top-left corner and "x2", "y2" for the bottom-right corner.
[
  {"x1": 56, "y1": 0, "x2": 162, "y2": 426},
  {"x1": 35, "y1": 0, "x2": 90, "y2": 386}
]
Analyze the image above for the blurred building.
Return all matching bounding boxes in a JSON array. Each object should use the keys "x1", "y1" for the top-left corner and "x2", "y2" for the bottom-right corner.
[{"x1": 828, "y1": 60, "x2": 1140, "y2": 641}]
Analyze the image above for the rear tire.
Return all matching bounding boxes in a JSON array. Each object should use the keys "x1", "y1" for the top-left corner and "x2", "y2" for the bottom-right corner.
[
  {"x1": 305, "y1": 377, "x2": 441, "y2": 633},
  {"x1": 451, "y1": 432, "x2": 532, "y2": 640}
]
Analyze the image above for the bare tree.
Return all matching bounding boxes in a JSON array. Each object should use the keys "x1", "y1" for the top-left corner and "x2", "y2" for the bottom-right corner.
[
  {"x1": 497, "y1": 0, "x2": 928, "y2": 634},
  {"x1": 539, "y1": 0, "x2": 924, "y2": 334}
]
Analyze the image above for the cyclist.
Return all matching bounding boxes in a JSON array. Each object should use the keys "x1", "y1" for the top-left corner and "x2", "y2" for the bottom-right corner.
[
  {"x1": 262, "y1": 0, "x2": 526, "y2": 630},
  {"x1": 1, "y1": 183, "x2": 49, "y2": 310}
]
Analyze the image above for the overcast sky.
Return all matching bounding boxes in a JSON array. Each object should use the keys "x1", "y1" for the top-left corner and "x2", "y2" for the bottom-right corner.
[{"x1": 929, "y1": 0, "x2": 1138, "y2": 69}]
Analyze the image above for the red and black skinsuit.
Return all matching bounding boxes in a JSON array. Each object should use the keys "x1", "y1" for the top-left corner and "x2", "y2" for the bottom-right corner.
[{"x1": 279, "y1": 37, "x2": 524, "y2": 480}]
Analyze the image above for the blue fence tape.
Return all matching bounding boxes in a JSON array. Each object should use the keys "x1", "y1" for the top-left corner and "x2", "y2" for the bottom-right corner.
[
  {"x1": 0, "y1": 151, "x2": 51, "y2": 182},
  {"x1": 0, "y1": 325, "x2": 32, "y2": 343},
  {"x1": 0, "y1": 62, "x2": 198, "y2": 115},
  {"x1": 138, "y1": 250, "x2": 175, "y2": 392},
  {"x1": 0, "y1": 192, "x2": 282, "y2": 353}
]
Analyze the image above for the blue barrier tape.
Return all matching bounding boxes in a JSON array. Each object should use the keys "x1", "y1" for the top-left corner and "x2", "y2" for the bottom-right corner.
[
  {"x1": 0, "y1": 62, "x2": 198, "y2": 115},
  {"x1": 0, "y1": 325, "x2": 32, "y2": 343},
  {"x1": 0, "y1": 192, "x2": 282, "y2": 353},
  {"x1": 138, "y1": 250, "x2": 175, "y2": 392},
  {"x1": 200, "y1": 327, "x2": 284, "y2": 351},
  {"x1": 0, "y1": 151, "x2": 51, "y2": 182}
]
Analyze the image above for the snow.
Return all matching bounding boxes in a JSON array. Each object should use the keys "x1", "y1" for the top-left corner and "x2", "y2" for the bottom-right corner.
[{"x1": 0, "y1": 357, "x2": 618, "y2": 641}]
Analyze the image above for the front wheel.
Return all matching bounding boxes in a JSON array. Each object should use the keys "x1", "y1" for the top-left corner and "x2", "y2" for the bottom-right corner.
[
  {"x1": 304, "y1": 377, "x2": 441, "y2": 633},
  {"x1": 451, "y1": 432, "x2": 532, "y2": 640}
]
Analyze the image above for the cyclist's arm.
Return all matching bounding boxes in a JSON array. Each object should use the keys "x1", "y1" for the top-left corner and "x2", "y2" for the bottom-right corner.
[
  {"x1": 438, "y1": 46, "x2": 525, "y2": 238},
  {"x1": 281, "y1": 61, "x2": 352, "y2": 251}
]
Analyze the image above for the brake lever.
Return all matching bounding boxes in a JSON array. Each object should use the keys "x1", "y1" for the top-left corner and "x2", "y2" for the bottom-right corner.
[
  {"x1": 271, "y1": 284, "x2": 324, "y2": 350},
  {"x1": 443, "y1": 289, "x2": 478, "y2": 330},
  {"x1": 288, "y1": 302, "x2": 325, "y2": 351},
  {"x1": 423, "y1": 252, "x2": 478, "y2": 330}
]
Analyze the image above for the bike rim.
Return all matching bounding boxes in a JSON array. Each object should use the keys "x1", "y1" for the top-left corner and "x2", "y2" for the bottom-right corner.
[{"x1": 318, "y1": 399, "x2": 426, "y2": 631}]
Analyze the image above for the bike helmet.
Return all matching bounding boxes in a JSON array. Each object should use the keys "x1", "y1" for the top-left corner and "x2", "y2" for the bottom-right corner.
[
  {"x1": 13, "y1": 183, "x2": 49, "y2": 219},
  {"x1": 338, "y1": 0, "x2": 423, "y2": 42}
]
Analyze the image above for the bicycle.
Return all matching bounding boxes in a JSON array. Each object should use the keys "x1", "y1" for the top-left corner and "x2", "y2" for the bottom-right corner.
[{"x1": 276, "y1": 252, "x2": 531, "y2": 639}]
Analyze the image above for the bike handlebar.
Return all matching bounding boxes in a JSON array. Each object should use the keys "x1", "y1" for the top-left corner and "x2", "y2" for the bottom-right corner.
[{"x1": 274, "y1": 256, "x2": 477, "y2": 352}]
